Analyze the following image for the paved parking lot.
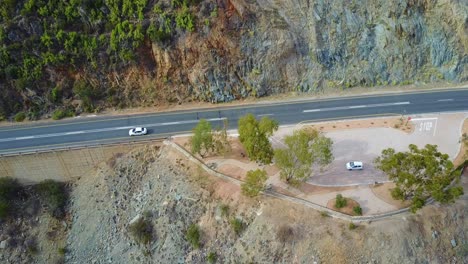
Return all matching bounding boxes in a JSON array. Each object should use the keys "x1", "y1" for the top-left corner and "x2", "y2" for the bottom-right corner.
[{"x1": 271, "y1": 112, "x2": 467, "y2": 186}]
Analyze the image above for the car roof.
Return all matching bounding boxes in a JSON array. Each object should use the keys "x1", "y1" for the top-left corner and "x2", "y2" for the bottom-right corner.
[{"x1": 352, "y1": 161, "x2": 363, "y2": 166}]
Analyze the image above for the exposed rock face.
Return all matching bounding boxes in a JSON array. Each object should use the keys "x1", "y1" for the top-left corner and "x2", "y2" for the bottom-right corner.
[
  {"x1": 0, "y1": 0, "x2": 467, "y2": 117},
  {"x1": 160, "y1": 0, "x2": 467, "y2": 103}
]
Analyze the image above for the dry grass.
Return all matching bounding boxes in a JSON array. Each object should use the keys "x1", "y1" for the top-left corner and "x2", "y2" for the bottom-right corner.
[
  {"x1": 303, "y1": 116, "x2": 415, "y2": 134},
  {"x1": 370, "y1": 182, "x2": 411, "y2": 209}
]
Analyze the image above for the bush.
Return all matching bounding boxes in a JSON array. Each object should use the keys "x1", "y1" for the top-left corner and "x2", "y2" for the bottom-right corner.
[
  {"x1": 0, "y1": 177, "x2": 20, "y2": 199},
  {"x1": 353, "y1": 206, "x2": 362, "y2": 215},
  {"x1": 207, "y1": 252, "x2": 217, "y2": 263},
  {"x1": 230, "y1": 218, "x2": 244, "y2": 236},
  {"x1": 0, "y1": 177, "x2": 21, "y2": 219},
  {"x1": 320, "y1": 211, "x2": 330, "y2": 217},
  {"x1": 58, "y1": 247, "x2": 67, "y2": 255},
  {"x1": 26, "y1": 237, "x2": 38, "y2": 255},
  {"x1": 335, "y1": 194, "x2": 347, "y2": 209},
  {"x1": 186, "y1": 224, "x2": 201, "y2": 249},
  {"x1": 241, "y1": 169, "x2": 268, "y2": 197},
  {"x1": 220, "y1": 204, "x2": 229, "y2": 217},
  {"x1": 52, "y1": 109, "x2": 74, "y2": 120},
  {"x1": 14, "y1": 111, "x2": 26, "y2": 122},
  {"x1": 277, "y1": 225, "x2": 294, "y2": 243},
  {"x1": 349, "y1": 223, "x2": 357, "y2": 230},
  {"x1": 129, "y1": 217, "x2": 153, "y2": 244},
  {"x1": 36, "y1": 180, "x2": 67, "y2": 218}
]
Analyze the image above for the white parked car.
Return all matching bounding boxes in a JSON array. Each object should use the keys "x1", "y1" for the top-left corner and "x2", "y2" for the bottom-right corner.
[
  {"x1": 129, "y1": 127, "x2": 148, "y2": 136},
  {"x1": 346, "y1": 161, "x2": 363, "y2": 170}
]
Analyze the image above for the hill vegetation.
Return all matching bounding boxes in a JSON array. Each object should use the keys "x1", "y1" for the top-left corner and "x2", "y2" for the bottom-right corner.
[{"x1": 1, "y1": 0, "x2": 466, "y2": 121}]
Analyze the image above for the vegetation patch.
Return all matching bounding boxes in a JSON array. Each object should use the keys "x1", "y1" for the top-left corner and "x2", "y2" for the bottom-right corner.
[
  {"x1": 36, "y1": 180, "x2": 68, "y2": 218},
  {"x1": 0, "y1": 177, "x2": 21, "y2": 219},
  {"x1": 129, "y1": 217, "x2": 154, "y2": 245},
  {"x1": 375, "y1": 144, "x2": 463, "y2": 212},
  {"x1": 241, "y1": 169, "x2": 268, "y2": 197},
  {"x1": 230, "y1": 218, "x2": 244, "y2": 236},
  {"x1": 327, "y1": 194, "x2": 361, "y2": 216},
  {"x1": 185, "y1": 223, "x2": 201, "y2": 249}
]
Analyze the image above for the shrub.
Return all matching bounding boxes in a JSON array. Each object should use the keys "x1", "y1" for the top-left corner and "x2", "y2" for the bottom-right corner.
[
  {"x1": 220, "y1": 204, "x2": 229, "y2": 217},
  {"x1": 277, "y1": 225, "x2": 294, "y2": 243},
  {"x1": 186, "y1": 224, "x2": 201, "y2": 249},
  {"x1": 0, "y1": 177, "x2": 21, "y2": 219},
  {"x1": 230, "y1": 218, "x2": 244, "y2": 236},
  {"x1": 349, "y1": 223, "x2": 357, "y2": 230},
  {"x1": 320, "y1": 211, "x2": 330, "y2": 217},
  {"x1": 36, "y1": 180, "x2": 67, "y2": 218},
  {"x1": 52, "y1": 109, "x2": 74, "y2": 120},
  {"x1": 207, "y1": 252, "x2": 217, "y2": 263},
  {"x1": 353, "y1": 206, "x2": 362, "y2": 216},
  {"x1": 58, "y1": 247, "x2": 67, "y2": 255},
  {"x1": 14, "y1": 111, "x2": 26, "y2": 122},
  {"x1": 335, "y1": 194, "x2": 347, "y2": 209},
  {"x1": 25, "y1": 237, "x2": 38, "y2": 255},
  {"x1": 0, "y1": 200, "x2": 9, "y2": 219},
  {"x1": 241, "y1": 169, "x2": 268, "y2": 197},
  {"x1": 0, "y1": 177, "x2": 20, "y2": 199},
  {"x1": 129, "y1": 217, "x2": 153, "y2": 244}
]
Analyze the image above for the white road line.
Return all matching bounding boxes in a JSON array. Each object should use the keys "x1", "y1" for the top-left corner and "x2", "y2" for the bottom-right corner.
[
  {"x1": 303, "y1": 101, "x2": 410, "y2": 113},
  {"x1": 15, "y1": 136, "x2": 34, "y2": 140},
  {"x1": 257, "y1": 114, "x2": 274, "y2": 117},
  {"x1": 437, "y1": 99, "x2": 454, "y2": 102},
  {"x1": 65, "y1": 131, "x2": 84, "y2": 135},
  {"x1": 410, "y1": 117, "x2": 438, "y2": 121},
  {"x1": 0, "y1": 117, "x2": 228, "y2": 142},
  {"x1": 348, "y1": 105, "x2": 366, "y2": 109}
]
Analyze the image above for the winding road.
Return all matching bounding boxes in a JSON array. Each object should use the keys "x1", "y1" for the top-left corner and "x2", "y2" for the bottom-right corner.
[{"x1": 1, "y1": 88, "x2": 467, "y2": 154}]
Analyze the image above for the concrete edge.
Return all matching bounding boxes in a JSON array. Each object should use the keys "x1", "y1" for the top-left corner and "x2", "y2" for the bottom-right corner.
[{"x1": 0, "y1": 138, "x2": 166, "y2": 157}]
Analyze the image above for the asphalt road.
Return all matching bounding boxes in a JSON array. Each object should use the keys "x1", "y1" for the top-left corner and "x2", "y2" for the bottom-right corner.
[{"x1": 0, "y1": 89, "x2": 467, "y2": 154}]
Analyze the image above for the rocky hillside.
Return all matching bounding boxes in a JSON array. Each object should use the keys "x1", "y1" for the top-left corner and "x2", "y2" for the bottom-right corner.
[
  {"x1": 54, "y1": 145, "x2": 468, "y2": 263},
  {"x1": 0, "y1": 0, "x2": 467, "y2": 120},
  {"x1": 0, "y1": 144, "x2": 466, "y2": 263}
]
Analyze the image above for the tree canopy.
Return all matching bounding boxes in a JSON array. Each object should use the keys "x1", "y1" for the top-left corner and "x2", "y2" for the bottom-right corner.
[
  {"x1": 190, "y1": 119, "x2": 214, "y2": 157},
  {"x1": 241, "y1": 169, "x2": 268, "y2": 197},
  {"x1": 374, "y1": 144, "x2": 463, "y2": 212},
  {"x1": 238, "y1": 114, "x2": 278, "y2": 164},
  {"x1": 274, "y1": 129, "x2": 333, "y2": 185}
]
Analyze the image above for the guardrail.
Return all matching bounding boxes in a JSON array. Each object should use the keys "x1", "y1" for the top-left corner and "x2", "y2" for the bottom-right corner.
[{"x1": 0, "y1": 137, "x2": 167, "y2": 157}]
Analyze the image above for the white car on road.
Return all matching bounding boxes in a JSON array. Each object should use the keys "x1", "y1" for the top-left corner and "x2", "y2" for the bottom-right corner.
[
  {"x1": 129, "y1": 127, "x2": 148, "y2": 136},
  {"x1": 346, "y1": 161, "x2": 363, "y2": 170}
]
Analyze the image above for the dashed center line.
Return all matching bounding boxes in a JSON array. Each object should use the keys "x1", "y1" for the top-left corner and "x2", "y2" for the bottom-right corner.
[
  {"x1": 0, "y1": 117, "x2": 226, "y2": 143},
  {"x1": 303, "y1": 101, "x2": 410, "y2": 113},
  {"x1": 437, "y1": 99, "x2": 454, "y2": 102}
]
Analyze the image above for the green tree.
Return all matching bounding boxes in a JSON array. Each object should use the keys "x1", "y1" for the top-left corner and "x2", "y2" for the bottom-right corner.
[
  {"x1": 190, "y1": 119, "x2": 214, "y2": 157},
  {"x1": 238, "y1": 114, "x2": 278, "y2": 164},
  {"x1": 274, "y1": 129, "x2": 333, "y2": 185},
  {"x1": 213, "y1": 119, "x2": 231, "y2": 156},
  {"x1": 241, "y1": 169, "x2": 268, "y2": 197},
  {"x1": 374, "y1": 144, "x2": 463, "y2": 212}
]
